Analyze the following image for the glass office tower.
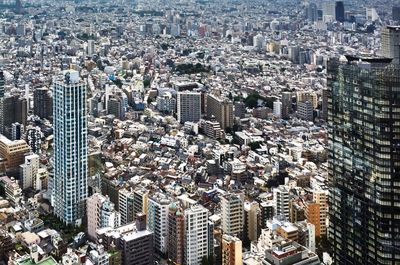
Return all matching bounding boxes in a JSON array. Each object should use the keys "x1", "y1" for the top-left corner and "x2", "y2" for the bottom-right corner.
[
  {"x1": 53, "y1": 70, "x2": 88, "y2": 225},
  {"x1": 328, "y1": 56, "x2": 400, "y2": 264}
]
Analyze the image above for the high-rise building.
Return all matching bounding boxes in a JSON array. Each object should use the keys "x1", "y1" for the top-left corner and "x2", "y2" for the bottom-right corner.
[
  {"x1": 53, "y1": 70, "x2": 88, "y2": 225},
  {"x1": 184, "y1": 205, "x2": 210, "y2": 265},
  {"x1": 381, "y1": 26, "x2": 400, "y2": 65},
  {"x1": 177, "y1": 91, "x2": 201, "y2": 123},
  {"x1": 297, "y1": 101, "x2": 314, "y2": 121},
  {"x1": 33, "y1": 88, "x2": 53, "y2": 120},
  {"x1": 2, "y1": 95, "x2": 27, "y2": 138},
  {"x1": 335, "y1": 1, "x2": 345, "y2": 22},
  {"x1": 321, "y1": 88, "x2": 328, "y2": 120},
  {"x1": 221, "y1": 234, "x2": 242, "y2": 265},
  {"x1": 306, "y1": 3, "x2": 318, "y2": 22},
  {"x1": 244, "y1": 201, "x2": 259, "y2": 244},
  {"x1": 322, "y1": 2, "x2": 336, "y2": 20},
  {"x1": 273, "y1": 186, "x2": 290, "y2": 220},
  {"x1": 0, "y1": 71, "x2": 4, "y2": 134},
  {"x1": 221, "y1": 193, "x2": 244, "y2": 239},
  {"x1": 259, "y1": 201, "x2": 274, "y2": 229},
  {"x1": 394, "y1": 6, "x2": 400, "y2": 21},
  {"x1": 147, "y1": 193, "x2": 170, "y2": 255},
  {"x1": 118, "y1": 188, "x2": 135, "y2": 225},
  {"x1": 20, "y1": 154, "x2": 39, "y2": 190},
  {"x1": 273, "y1": 101, "x2": 282, "y2": 118},
  {"x1": 167, "y1": 202, "x2": 184, "y2": 265},
  {"x1": 87, "y1": 40, "x2": 96, "y2": 57},
  {"x1": 328, "y1": 55, "x2": 400, "y2": 264},
  {"x1": 281, "y1": 92, "x2": 292, "y2": 119},
  {"x1": 87, "y1": 193, "x2": 121, "y2": 241}
]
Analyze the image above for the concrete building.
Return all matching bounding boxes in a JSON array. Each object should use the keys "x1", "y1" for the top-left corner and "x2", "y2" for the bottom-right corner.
[
  {"x1": 184, "y1": 205, "x2": 210, "y2": 265},
  {"x1": 273, "y1": 101, "x2": 282, "y2": 118},
  {"x1": 273, "y1": 186, "x2": 290, "y2": 220},
  {"x1": 206, "y1": 94, "x2": 234, "y2": 129},
  {"x1": 244, "y1": 201, "x2": 259, "y2": 243},
  {"x1": 167, "y1": 202, "x2": 184, "y2": 265},
  {"x1": 177, "y1": 91, "x2": 201, "y2": 123},
  {"x1": 147, "y1": 193, "x2": 170, "y2": 255},
  {"x1": 281, "y1": 92, "x2": 292, "y2": 119},
  {"x1": 221, "y1": 192, "x2": 244, "y2": 239},
  {"x1": 25, "y1": 127, "x2": 42, "y2": 154},
  {"x1": 263, "y1": 241, "x2": 320, "y2": 265},
  {"x1": 2, "y1": 95, "x2": 27, "y2": 138},
  {"x1": 87, "y1": 193, "x2": 121, "y2": 241},
  {"x1": 97, "y1": 214, "x2": 153, "y2": 265},
  {"x1": 297, "y1": 101, "x2": 313, "y2": 121},
  {"x1": 53, "y1": 70, "x2": 88, "y2": 225},
  {"x1": 118, "y1": 189, "x2": 135, "y2": 225},
  {"x1": 0, "y1": 135, "x2": 30, "y2": 174},
  {"x1": 20, "y1": 154, "x2": 39, "y2": 190},
  {"x1": 221, "y1": 234, "x2": 242, "y2": 265}
]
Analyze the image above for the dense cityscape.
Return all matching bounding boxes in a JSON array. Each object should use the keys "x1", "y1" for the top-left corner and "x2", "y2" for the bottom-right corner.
[{"x1": 0, "y1": 0, "x2": 399, "y2": 264}]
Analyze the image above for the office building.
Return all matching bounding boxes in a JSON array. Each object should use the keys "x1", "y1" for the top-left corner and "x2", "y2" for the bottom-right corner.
[
  {"x1": 306, "y1": 3, "x2": 318, "y2": 22},
  {"x1": 221, "y1": 234, "x2": 242, "y2": 265},
  {"x1": 33, "y1": 88, "x2": 53, "y2": 120},
  {"x1": 335, "y1": 1, "x2": 345, "y2": 22},
  {"x1": 107, "y1": 96, "x2": 125, "y2": 120},
  {"x1": 97, "y1": 215, "x2": 153, "y2": 265},
  {"x1": 184, "y1": 205, "x2": 210, "y2": 265},
  {"x1": 321, "y1": 88, "x2": 328, "y2": 120},
  {"x1": 53, "y1": 70, "x2": 88, "y2": 226},
  {"x1": 297, "y1": 101, "x2": 314, "y2": 121},
  {"x1": 167, "y1": 202, "x2": 184, "y2": 265},
  {"x1": 2, "y1": 95, "x2": 27, "y2": 138},
  {"x1": 87, "y1": 193, "x2": 121, "y2": 241},
  {"x1": 0, "y1": 135, "x2": 30, "y2": 174},
  {"x1": 322, "y1": 2, "x2": 335, "y2": 21},
  {"x1": 328, "y1": 56, "x2": 400, "y2": 264},
  {"x1": 177, "y1": 91, "x2": 201, "y2": 123},
  {"x1": 147, "y1": 193, "x2": 170, "y2": 255},
  {"x1": 381, "y1": 26, "x2": 400, "y2": 64},
  {"x1": 221, "y1": 192, "x2": 244, "y2": 239},
  {"x1": 394, "y1": 6, "x2": 400, "y2": 21},
  {"x1": 273, "y1": 186, "x2": 290, "y2": 221},
  {"x1": 20, "y1": 154, "x2": 39, "y2": 190}
]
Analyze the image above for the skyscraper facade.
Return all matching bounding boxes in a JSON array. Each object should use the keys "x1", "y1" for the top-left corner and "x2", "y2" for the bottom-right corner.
[
  {"x1": 328, "y1": 56, "x2": 400, "y2": 264},
  {"x1": 53, "y1": 70, "x2": 88, "y2": 225},
  {"x1": 393, "y1": 6, "x2": 400, "y2": 21},
  {"x1": 335, "y1": 1, "x2": 345, "y2": 22},
  {"x1": 0, "y1": 71, "x2": 4, "y2": 134},
  {"x1": 381, "y1": 26, "x2": 400, "y2": 65}
]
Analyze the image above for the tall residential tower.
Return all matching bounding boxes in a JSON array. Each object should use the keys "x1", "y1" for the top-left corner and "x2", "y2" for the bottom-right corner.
[{"x1": 52, "y1": 70, "x2": 88, "y2": 225}]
